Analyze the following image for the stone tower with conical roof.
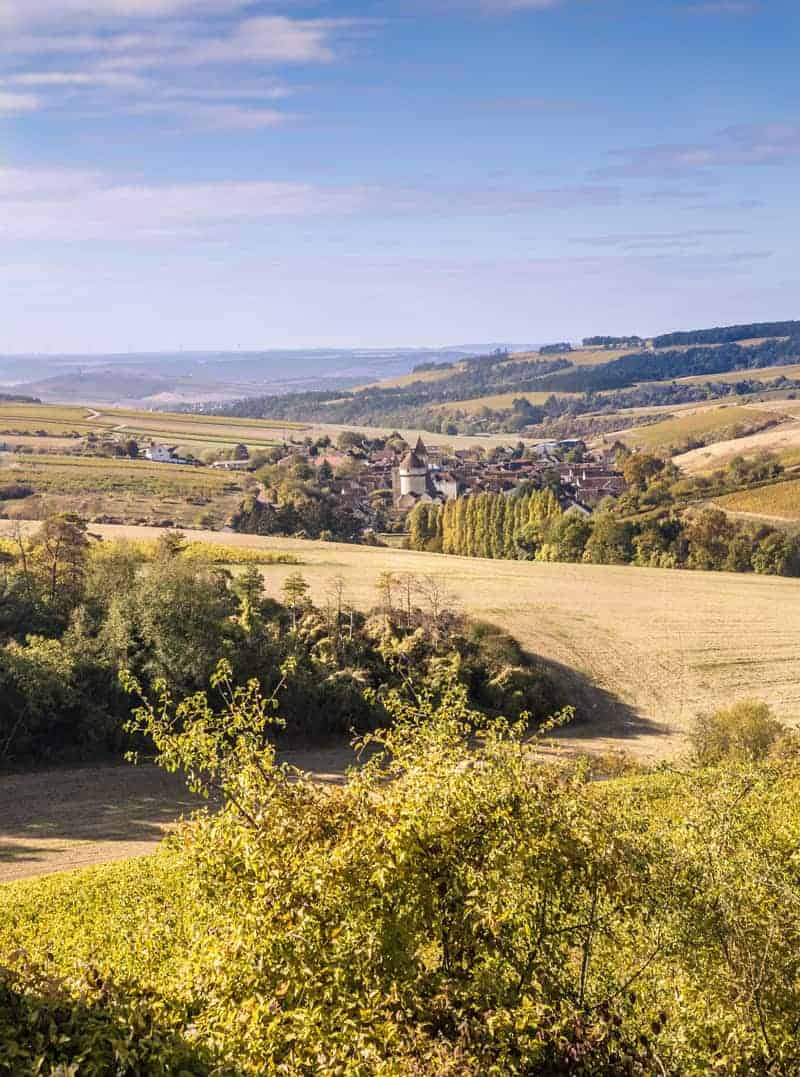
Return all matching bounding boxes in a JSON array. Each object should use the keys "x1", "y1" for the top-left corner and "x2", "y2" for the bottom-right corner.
[{"x1": 397, "y1": 448, "x2": 428, "y2": 497}]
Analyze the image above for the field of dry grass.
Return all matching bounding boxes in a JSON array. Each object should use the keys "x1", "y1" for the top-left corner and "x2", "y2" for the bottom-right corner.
[
  {"x1": 504, "y1": 347, "x2": 635, "y2": 368},
  {"x1": 673, "y1": 418, "x2": 800, "y2": 473},
  {"x1": 672, "y1": 362, "x2": 800, "y2": 387},
  {"x1": 307, "y1": 421, "x2": 525, "y2": 450},
  {"x1": 362, "y1": 365, "x2": 462, "y2": 390},
  {"x1": 439, "y1": 390, "x2": 573, "y2": 414},
  {"x1": 0, "y1": 748, "x2": 353, "y2": 883}
]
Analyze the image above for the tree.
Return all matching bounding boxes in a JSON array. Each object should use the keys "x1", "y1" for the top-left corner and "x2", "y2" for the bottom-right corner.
[
  {"x1": 685, "y1": 509, "x2": 733, "y2": 571},
  {"x1": 317, "y1": 459, "x2": 334, "y2": 483},
  {"x1": 123, "y1": 438, "x2": 139, "y2": 459},
  {"x1": 155, "y1": 529, "x2": 188, "y2": 560},
  {"x1": 582, "y1": 514, "x2": 633, "y2": 565},
  {"x1": 336, "y1": 430, "x2": 363, "y2": 452},
  {"x1": 689, "y1": 700, "x2": 783, "y2": 765},
  {"x1": 134, "y1": 558, "x2": 235, "y2": 695},
  {"x1": 233, "y1": 443, "x2": 249, "y2": 461},
  {"x1": 752, "y1": 530, "x2": 800, "y2": 576},
  {"x1": 376, "y1": 571, "x2": 396, "y2": 613},
  {"x1": 622, "y1": 452, "x2": 663, "y2": 489},
  {"x1": 25, "y1": 513, "x2": 90, "y2": 615},
  {"x1": 282, "y1": 571, "x2": 310, "y2": 629}
]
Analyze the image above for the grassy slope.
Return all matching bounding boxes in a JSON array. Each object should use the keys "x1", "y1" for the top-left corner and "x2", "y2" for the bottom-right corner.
[{"x1": 618, "y1": 405, "x2": 774, "y2": 451}]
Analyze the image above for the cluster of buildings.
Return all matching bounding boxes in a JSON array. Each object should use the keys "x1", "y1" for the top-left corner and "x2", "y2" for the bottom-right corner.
[
  {"x1": 140, "y1": 433, "x2": 626, "y2": 524},
  {"x1": 294, "y1": 435, "x2": 626, "y2": 523}
]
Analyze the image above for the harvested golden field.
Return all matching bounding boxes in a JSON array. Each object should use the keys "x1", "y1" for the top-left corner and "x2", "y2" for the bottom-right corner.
[
  {"x1": 0, "y1": 749, "x2": 351, "y2": 883},
  {"x1": 619, "y1": 405, "x2": 774, "y2": 452},
  {"x1": 673, "y1": 418, "x2": 800, "y2": 473},
  {"x1": 714, "y1": 478, "x2": 800, "y2": 521},
  {"x1": 504, "y1": 347, "x2": 635, "y2": 368},
  {"x1": 6, "y1": 520, "x2": 798, "y2": 763},
  {"x1": 308, "y1": 421, "x2": 525, "y2": 450}
]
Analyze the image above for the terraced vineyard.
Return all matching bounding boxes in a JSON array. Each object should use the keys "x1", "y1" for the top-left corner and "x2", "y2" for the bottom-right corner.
[{"x1": 714, "y1": 477, "x2": 800, "y2": 522}]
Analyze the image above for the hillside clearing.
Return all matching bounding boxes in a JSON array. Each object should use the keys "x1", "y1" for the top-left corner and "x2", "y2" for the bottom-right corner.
[
  {"x1": 673, "y1": 418, "x2": 800, "y2": 473},
  {"x1": 439, "y1": 390, "x2": 573, "y2": 414}
]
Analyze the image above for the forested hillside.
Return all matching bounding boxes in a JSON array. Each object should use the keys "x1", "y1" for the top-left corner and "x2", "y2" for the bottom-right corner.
[{"x1": 201, "y1": 319, "x2": 800, "y2": 438}]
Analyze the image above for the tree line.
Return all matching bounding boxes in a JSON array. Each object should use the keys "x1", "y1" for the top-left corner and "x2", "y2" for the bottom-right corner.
[
  {"x1": 407, "y1": 487, "x2": 800, "y2": 576},
  {"x1": 652, "y1": 318, "x2": 800, "y2": 349}
]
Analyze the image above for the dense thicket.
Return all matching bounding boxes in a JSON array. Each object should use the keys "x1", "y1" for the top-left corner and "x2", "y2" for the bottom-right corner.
[
  {"x1": 4, "y1": 679, "x2": 800, "y2": 1074},
  {"x1": 583, "y1": 335, "x2": 644, "y2": 347},
  {"x1": 0, "y1": 516, "x2": 556, "y2": 765}
]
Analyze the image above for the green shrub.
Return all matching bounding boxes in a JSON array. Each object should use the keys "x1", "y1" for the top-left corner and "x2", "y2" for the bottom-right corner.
[
  {"x1": 5, "y1": 676, "x2": 800, "y2": 1073},
  {"x1": 689, "y1": 699, "x2": 784, "y2": 765}
]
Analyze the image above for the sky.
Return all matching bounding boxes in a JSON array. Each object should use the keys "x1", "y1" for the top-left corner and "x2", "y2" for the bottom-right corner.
[{"x1": 0, "y1": 0, "x2": 798, "y2": 352}]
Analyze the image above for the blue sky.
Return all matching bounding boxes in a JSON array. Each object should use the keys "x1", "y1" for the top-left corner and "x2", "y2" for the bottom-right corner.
[{"x1": 0, "y1": 0, "x2": 797, "y2": 351}]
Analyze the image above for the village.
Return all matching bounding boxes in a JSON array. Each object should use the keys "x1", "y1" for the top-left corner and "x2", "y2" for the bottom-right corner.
[
  {"x1": 136, "y1": 430, "x2": 628, "y2": 534},
  {"x1": 250, "y1": 431, "x2": 629, "y2": 534}
]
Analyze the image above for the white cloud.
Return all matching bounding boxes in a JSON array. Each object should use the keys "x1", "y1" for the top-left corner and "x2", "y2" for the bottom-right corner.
[
  {"x1": 7, "y1": 70, "x2": 147, "y2": 88},
  {"x1": 0, "y1": 90, "x2": 40, "y2": 112},
  {"x1": 449, "y1": 0, "x2": 565, "y2": 9},
  {"x1": 0, "y1": 2, "x2": 356, "y2": 129},
  {"x1": 598, "y1": 121, "x2": 800, "y2": 176},
  {"x1": 0, "y1": 1, "x2": 251, "y2": 27},
  {"x1": 184, "y1": 16, "x2": 347, "y2": 65}
]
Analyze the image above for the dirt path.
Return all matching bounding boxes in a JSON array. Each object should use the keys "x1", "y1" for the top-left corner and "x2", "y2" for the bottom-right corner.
[{"x1": 0, "y1": 746, "x2": 355, "y2": 884}]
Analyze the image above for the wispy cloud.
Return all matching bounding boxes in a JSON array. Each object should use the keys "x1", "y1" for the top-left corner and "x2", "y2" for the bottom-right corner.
[
  {"x1": 571, "y1": 228, "x2": 746, "y2": 251},
  {"x1": 0, "y1": 6, "x2": 361, "y2": 129},
  {"x1": 597, "y1": 121, "x2": 800, "y2": 176},
  {"x1": 0, "y1": 165, "x2": 623, "y2": 241},
  {"x1": 0, "y1": 1, "x2": 251, "y2": 27}
]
